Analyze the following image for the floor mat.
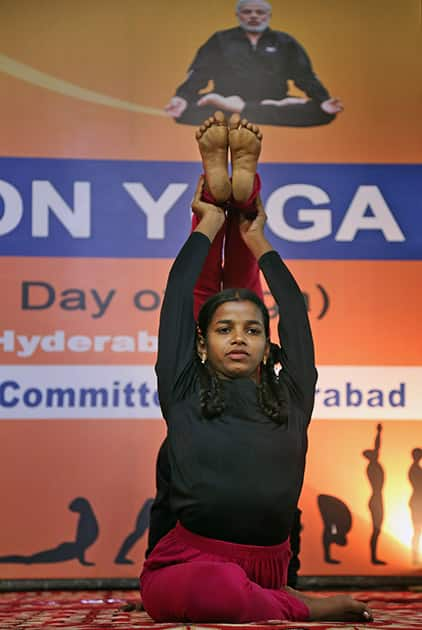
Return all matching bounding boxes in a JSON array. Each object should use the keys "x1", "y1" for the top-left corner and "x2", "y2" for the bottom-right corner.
[{"x1": 0, "y1": 590, "x2": 421, "y2": 629}]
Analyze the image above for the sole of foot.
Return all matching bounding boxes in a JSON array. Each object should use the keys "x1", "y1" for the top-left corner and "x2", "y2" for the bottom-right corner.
[
  {"x1": 228, "y1": 113, "x2": 262, "y2": 205},
  {"x1": 195, "y1": 110, "x2": 230, "y2": 204}
]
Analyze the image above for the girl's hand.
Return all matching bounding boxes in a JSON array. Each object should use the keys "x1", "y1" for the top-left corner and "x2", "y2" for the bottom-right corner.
[
  {"x1": 192, "y1": 176, "x2": 226, "y2": 241},
  {"x1": 239, "y1": 195, "x2": 266, "y2": 242},
  {"x1": 239, "y1": 195, "x2": 273, "y2": 259},
  {"x1": 192, "y1": 176, "x2": 225, "y2": 224}
]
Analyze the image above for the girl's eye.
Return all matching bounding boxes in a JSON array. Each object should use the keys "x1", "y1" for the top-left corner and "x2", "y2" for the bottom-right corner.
[
  {"x1": 217, "y1": 327, "x2": 230, "y2": 334},
  {"x1": 248, "y1": 328, "x2": 261, "y2": 335}
]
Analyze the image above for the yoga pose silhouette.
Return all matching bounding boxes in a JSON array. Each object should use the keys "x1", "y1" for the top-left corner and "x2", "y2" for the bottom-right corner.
[
  {"x1": 363, "y1": 423, "x2": 386, "y2": 565},
  {"x1": 317, "y1": 494, "x2": 352, "y2": 564},
  {"x1": 0, "y1": 497, "x2": 99, "y2": 566},
  {"x1": 115, "y1": 498, "x2": 154, "y2": 564},
  {"x1": 409, "y1": 447, "x2": 422, "y2": 565}
]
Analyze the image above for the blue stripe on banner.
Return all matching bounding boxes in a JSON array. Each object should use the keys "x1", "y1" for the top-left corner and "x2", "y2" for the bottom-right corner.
[{"x1": 0, "y1": 158, "x2": 420, "y2": 259}]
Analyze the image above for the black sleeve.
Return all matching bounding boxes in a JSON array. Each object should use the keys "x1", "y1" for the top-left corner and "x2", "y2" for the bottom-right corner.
[
  {"x1": 287, "y1": 38, "x2": 330, "y2": 102},
  {"x1": 259, "y1": 250, "x2": 317, "y2": 420},
  {"x1": 175, "y1": 35, "x2": 219, "y2": 101},
  {"x1": 146, "y1": 439, "x2": 176, "y2": 557},
  {"x1": 155, "y1": 231, "x2": 211, "y2": 419}
]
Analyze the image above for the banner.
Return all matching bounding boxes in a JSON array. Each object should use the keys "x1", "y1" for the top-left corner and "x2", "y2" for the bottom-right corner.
[{"x1": 0, "y1": 0, "x2": 421, "y2": 579}]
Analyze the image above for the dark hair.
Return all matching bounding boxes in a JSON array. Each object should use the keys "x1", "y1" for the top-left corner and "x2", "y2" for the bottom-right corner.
[{"x1": 196, "y1": 288, "x2": 289, "y2": 424}]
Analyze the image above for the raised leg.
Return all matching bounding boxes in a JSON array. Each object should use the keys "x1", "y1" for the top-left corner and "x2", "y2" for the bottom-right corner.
[
  {"x1": 223, "y1": 115, "x2": 263, "y2": 297},
  {"x1": 228, "y1": 113, "x2": 262, "y2": 205},
  {"x1": 195, "y1": 111, "x2": 230, "y2": 203},
  {"x1": 223, "y1": 208, "x2": 263, "y2": 300},
  {"x1": 192, "y1": 112, "x2": 231, "y2": 318}
]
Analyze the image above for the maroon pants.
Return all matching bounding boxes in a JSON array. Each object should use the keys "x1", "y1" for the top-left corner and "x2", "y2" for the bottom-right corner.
[
  {"x1": 193, "y1": 174, "x2": 263, "y2": 319},
  {"x1": 140, "y1": 523, "x2": 309, "y2": 622}
]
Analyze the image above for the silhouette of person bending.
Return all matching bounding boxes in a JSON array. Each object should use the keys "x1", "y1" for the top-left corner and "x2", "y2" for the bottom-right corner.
[
  {"x1": 0, "y1": 497, "x2": 98, "y2": 566},
  {"x1": 362, "y1": 423, "x2": 386, "y2": 565},
  {"x1": 115, "y1": 498, "x2": 154, "y2": 564},
  {"x1": 317, "y1": 494, "x2": 352, "y2": 564},
  {"x1": 409, "y1": 447, "x2": 422, "y2": 565}
]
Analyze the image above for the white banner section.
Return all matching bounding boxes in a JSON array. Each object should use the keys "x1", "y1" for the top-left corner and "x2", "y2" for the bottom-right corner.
[{"x1": 0, "y1": 365, "x2": 421, "y2": 420}]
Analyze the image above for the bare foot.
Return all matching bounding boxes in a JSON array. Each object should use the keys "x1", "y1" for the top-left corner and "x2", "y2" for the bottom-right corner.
[
  {"x1": 228, "y1": 113, "x2": 262, "y2": 205},
  {"x1": 284, "y1": 587, "x2": 373, "y2": 622},
  {"x1": 195, "y1": 111, "x2": 230, "y2": 204}
]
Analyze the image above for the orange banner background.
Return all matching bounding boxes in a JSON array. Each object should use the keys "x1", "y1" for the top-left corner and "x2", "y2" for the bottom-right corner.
[
  {"x1": 0, "y1": 419, "x2": 419, "y2": 577},
  {"x1": 0, "y1": 0, "x2": 421, "y2": 163},
  {"x1": 0, "y1": 258, "x2": 420, "y2": 365},
  {"x1": 0, "y1": 0, "x2": 421, "y2": 580}
]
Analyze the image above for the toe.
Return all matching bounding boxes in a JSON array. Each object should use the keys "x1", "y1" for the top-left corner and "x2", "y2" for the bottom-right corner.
[
  {"x1": 240, "y1": 118, "x2": 248, "y2": 127},
  {"x1": 214, "y1": 110, "x2": 226, "y2": 124},
  {"x1": 229, "y1": 113, "x2": 241, "y2": 129},
  {"x1": 361, "y1": 604, "x2": 373, "y2": 621}
]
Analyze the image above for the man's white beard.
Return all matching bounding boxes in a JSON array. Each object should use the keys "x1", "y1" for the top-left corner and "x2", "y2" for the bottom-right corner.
[{"x1": 239, "y1": 19, "x2": 270, "y2": 33}]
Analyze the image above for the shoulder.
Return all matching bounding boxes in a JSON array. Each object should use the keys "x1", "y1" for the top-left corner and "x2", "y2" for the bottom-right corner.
[
  {"x1": 269, "y1": 29, "x2": 304, "y2": 47},
  {"x1": 215, "y1": 26, "x2": 245, "y2": 40}
]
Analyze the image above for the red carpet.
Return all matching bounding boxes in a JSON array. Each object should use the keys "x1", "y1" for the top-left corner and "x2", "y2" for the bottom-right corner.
[{"x1": 0, "y1": 590, "x2": 421, "y2": 629}]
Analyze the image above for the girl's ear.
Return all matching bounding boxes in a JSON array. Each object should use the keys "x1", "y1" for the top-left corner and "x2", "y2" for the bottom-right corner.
[{"x1": 196, "y1": 334, "x2": 207, "y2": 363}]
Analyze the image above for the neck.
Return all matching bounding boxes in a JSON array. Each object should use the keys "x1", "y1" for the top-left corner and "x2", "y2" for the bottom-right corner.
[
  {"x1": 246, "y1": 31, "x2": 262, "y2": 47},
  {"x1": 215, "y1": 369, "x2": 260, "y2": 384}
]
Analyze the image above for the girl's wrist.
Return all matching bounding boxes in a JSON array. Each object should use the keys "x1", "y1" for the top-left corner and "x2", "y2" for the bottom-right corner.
[
  {"x1": 194, "y1": 212, "x2": 225, "y2": 242},
  {"x1": 245, "y1": 235, "x2": 273, "y2": 259}
]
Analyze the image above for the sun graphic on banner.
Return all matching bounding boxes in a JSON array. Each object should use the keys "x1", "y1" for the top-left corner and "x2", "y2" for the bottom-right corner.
[{"x1": 384, "y1": 489, "x2": 413, "y2": 549}]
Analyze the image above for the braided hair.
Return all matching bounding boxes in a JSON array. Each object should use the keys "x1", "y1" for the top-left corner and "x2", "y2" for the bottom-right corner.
[{"x1": 196, "y1": 288, "x2": 289, "y2": 424}]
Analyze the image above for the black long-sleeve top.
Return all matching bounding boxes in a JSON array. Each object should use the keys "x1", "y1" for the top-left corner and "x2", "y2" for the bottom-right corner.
[
  {"x1": 156, "y1": 232, "x2": 317, "y2": 545},
  {"x1": 175, "y1": 27, "x2": 330, "y2": 105}
]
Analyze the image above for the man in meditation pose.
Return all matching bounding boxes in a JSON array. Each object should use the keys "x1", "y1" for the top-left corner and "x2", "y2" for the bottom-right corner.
[{"x1": 165, "y1": 0, "x2": 343, "y2": 127}]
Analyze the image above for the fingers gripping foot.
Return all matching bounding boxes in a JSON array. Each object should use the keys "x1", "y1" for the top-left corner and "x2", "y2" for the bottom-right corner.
[
  {"x1": 195, "y1": 111, "x2": 231, "y2": 204},
  {"x1": 228, "y1": 114, "x2": 262, "y2": 205}
]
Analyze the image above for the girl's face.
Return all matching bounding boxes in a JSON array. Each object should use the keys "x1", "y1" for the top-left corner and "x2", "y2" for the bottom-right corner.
[{"x1": 198, "y1": 300, "x2": 270, "y2": 382}]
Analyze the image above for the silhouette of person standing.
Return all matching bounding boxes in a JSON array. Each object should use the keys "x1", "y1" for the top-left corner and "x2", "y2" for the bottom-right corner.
[
  {"x1": 0, "y1": 497, "x2": 98, "y2": 566},
  {"x1": 317, "y1": 494, "x2": 352, "y2": 564},
  {"x1": 115, "y1": 498, "x2": 154, "y2": 564},
  {"x1": 362, "y1": 423, "x2": 386, "y2": 565},
  {"x1": 409, "y1": 447, "x2": 422, "y2": 565}
]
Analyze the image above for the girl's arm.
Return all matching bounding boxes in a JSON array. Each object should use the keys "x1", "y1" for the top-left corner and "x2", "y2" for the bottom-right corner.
[
  {"x1": 240, "y1": 198, "x2": 317, "y2": 420},
  {"x1": 155, "y1": 178, "x2": 225, "y2": 418}
]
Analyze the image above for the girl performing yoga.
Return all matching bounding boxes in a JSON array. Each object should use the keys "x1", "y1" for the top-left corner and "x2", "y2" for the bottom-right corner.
[
  {"x1": 145, "y1": 114, "x2": 302, "y2": 586},
  {"x1": 140, "y1": 111, "x2": 372, "y2": 623}
]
